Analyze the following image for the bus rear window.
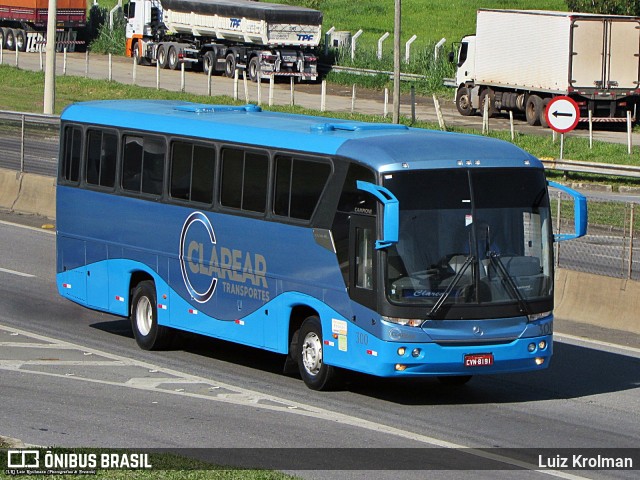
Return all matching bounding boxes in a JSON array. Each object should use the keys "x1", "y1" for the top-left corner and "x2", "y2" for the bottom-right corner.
[{"x1": 61, "y1": 125, "x2": 82, "y2": 183}]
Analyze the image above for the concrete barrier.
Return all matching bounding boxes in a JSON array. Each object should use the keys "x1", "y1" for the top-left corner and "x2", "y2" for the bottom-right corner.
[
  {"x1": 0, "y1": 168, "x2": 21, "y2": 212},
  {"x1": 12, "y1": 172, "x2": 56, "y2": 219},
  {"x1": 0, "y1": 167, "x2": 56, "y2": 219},
  {"x1": 555, "y1": 268, "x2": 640, "y2": 335}
]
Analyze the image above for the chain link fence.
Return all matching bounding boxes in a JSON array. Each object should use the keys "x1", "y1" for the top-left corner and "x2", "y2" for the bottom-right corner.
[
  {"x1": 0, "y1": 111, "x2": 59, "y2": 176},
  {"x1": 554, "y1": 192, "x2": 639, "y2": 281},
  {"x1": 1, "y1": 111, "x2": 639, "y2": 281}
]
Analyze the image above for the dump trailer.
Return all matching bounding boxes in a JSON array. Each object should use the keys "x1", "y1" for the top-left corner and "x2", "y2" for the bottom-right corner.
[
  {"x1": 0, "y1": 0, "x2": 86, "y2": 52},
  {"x1": 125, "y1": 0, "x2": 322, "y2": 81},
  {"x1": 450, "y1": 9, "x2": 640, "y2": 126}
]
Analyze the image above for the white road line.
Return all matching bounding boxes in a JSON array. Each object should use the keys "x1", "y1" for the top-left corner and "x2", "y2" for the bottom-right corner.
[
  {"x1": 0, "y1": 267, "x2": 36, "y2": 278},
  {"x1": 555, "y1": 332, "x2": 640, "y2": 356},
  {"x1": 0, "y1": 219, "x2": 55, "y2": 235},
  {"x1": 0, "y1": 323, "x2": 589, "y2": 479}
]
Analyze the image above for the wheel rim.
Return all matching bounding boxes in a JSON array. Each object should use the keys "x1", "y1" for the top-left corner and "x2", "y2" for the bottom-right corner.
[
  {"x1": 459, "y1": 94, "x2": 470, "y2": 110},
  {"x1": 136, "y1": 296, "x2": 153, "y2": 337},
  {"x1": 301, "y1": 331, "x2": 322, "y2": 376}
]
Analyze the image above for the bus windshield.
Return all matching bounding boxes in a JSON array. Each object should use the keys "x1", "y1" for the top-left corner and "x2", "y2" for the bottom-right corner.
[{"x1": 383, "y1": 168, "x2": 553, "y2": 316}]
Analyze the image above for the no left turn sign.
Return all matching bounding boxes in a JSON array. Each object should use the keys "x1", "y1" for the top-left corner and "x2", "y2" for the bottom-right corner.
[{"x1": 545, "y1": 96, "x2": 580, "y2": 133}]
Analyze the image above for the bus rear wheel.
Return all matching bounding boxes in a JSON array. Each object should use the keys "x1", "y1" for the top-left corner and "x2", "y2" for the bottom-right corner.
[
  {"x1": 130, "y1": 280, "x2": 171, "y2": 350},
  {"x1": 297, "y1": 316, "x2": 338, "y2": 391}
]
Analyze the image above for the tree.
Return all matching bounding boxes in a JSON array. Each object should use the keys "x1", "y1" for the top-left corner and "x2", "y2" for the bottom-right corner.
[{"x1": 566, "y1": 0, "x2": 640, "y2": 16}]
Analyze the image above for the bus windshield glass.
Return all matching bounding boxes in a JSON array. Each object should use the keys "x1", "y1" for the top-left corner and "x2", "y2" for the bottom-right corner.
[{"x1": 384, "y1": 168, "x2": 553, "y2": 315}]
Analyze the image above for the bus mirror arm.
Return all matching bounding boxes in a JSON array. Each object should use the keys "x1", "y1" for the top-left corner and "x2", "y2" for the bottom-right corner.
[
  {"x1": 356, "y1": 181, "x2": 399, "y2": 249},
  {"x1": 548, "y1": 181, "x2": 588, "y2": 242}
]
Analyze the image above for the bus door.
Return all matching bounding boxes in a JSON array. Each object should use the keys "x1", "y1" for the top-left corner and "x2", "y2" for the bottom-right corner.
[{"x1": 349, "y1": 215, "x2": 377, "y2": 309}]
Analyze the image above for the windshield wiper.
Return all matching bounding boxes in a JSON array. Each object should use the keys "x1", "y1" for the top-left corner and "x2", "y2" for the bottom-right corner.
[
  {"x1": 427, "y1": 255, "x2": 474, "y2": 319},
  {"x1": 487, "y1": 252, "x2": 531, "y2": 315}
]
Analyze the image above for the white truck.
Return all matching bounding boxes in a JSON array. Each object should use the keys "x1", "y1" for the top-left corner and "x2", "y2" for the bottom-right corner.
[
  {"x1": 449, "y1": 9, "x2": 640, "y2": 126},
  {"x1": 125, "y1": 0, "x2": 322, "y2": 81}
]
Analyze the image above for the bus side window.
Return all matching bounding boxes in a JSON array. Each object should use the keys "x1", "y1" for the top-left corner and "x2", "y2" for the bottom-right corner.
[
  {"x1": 170, "y1": 141, "x2": 215, "y2": 204},
  {"x1": 273, "y1": 155, "x2": 331, "y2": 221},
  {"x1": 61, "y1": 125, "x2": 82, "y2": 184},
  {"x1": 122, "y1": 135, "x2": 165, "y2": 196},
  {"x1": 220, "y1": 148, "x2": 268, "y2": 213},
  {"x1": 86, "y1": 129, "x2": 117, "y2": 188}
]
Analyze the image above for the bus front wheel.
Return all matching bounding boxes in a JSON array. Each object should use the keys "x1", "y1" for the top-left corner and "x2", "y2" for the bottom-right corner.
[
  {"x1": 130, "y1": 280, "x2": 171, "y2": 350},
  {"x1": 297, "y1": 316, "x2": 338, "y2": 391}
]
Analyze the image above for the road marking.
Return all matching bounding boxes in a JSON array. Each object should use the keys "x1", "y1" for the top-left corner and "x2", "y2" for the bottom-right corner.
[
  {"x1": 0, "y1": 219, "x2": 55, "y2": 235},
  {"x1": 556, "y1": 332, "x2": 640, "y2": 356},
  {"x1": 0, "y1": 323, "x2": 589, "y2": 479},
  {"x1": 0, "y1": 267, "x2": 36, "y2": 278}
]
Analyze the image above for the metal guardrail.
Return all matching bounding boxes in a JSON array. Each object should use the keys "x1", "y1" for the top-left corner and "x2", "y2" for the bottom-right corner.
[
  {"x1": 322, "y1": 64, "x2": 427, "y2": 81},
  {"x1": 541, "y1": 158, "x2": 640, "y2": 179},
  {"x1": 0, "y1": 110, "x2": 59, "y2": 176}
]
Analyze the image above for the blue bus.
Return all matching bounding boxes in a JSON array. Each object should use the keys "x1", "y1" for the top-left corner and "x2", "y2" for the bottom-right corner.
[{"x1": 56, "y1": 100, "x2": 587, "y2": 390}]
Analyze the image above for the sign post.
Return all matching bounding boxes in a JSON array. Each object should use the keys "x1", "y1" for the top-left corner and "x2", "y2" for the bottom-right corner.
[{"x1": 545, "y1": 96, "x2": 580, "y2": 160}]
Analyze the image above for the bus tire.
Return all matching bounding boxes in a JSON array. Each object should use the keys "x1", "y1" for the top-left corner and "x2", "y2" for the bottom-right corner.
[
  {"x1": 130, "y1": 280, "x2": 171, "y2": 351},
  {"x1": 437, "y1": 375, "x2": 472, "y2": 386},
  {"x1": 297, "y1": 316, "x2": 338, "y2": 391}
]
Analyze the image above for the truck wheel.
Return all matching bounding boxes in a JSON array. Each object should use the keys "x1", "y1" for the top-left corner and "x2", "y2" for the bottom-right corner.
[
  {"x1": 297, "y1": 316, "x2": 339, "y2": 391},
  {"x1": 14, "y1": 29, "x2": 26, "y2": 52},
  {"x1": 526, "y1": 95, "x2": 543, "y2": 126},
  {"x1": 130, "y1": 280, "x2": 171, "y2": 351},
  {"x1": 157, "y1": 44, "x2": 168, "y2": 69},
  {"x1": 224, "y1": 53, "x2": 236, "y2": 78},
  {"x1": 0, "y1": 29, "x2": 5, "y2": 49},
  {"x1": 455, "y1": 86, "x2": 476, "y2": 116},
  {"x1": 168, "y1": 45, "x2": 179, "y2": 70},
  {"x1": 248, "y1": 57, "x2": 261, "y2": 82},
  {"x1": 480, "y1": 89, "x2": 496, "y2": 118},
  {"x1": 540, "y1": 98, "x2": 551, "y2": 128},
  {"x1": 4, "y1": 28, "x2": 15, "y2": 51},
  {"x1": 133, "y1": 41, "x2": 148, "y2": 66}
]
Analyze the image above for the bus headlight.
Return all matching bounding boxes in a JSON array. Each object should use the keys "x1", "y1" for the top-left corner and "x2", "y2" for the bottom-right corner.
[
  {"x1": 527, "y1": 311, "x2": 551, "y2": 322},
  {"x1": 382, "y1": 316, "x2": 423, "y2": 327}
]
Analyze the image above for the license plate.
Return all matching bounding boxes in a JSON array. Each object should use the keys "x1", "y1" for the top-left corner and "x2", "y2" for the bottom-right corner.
[{"x1": 464, "y1": 353, "x2": 494, "y2": 367}]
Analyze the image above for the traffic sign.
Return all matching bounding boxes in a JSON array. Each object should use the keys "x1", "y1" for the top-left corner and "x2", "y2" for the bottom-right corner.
[{"x1": 545, "y1": 96, "x2": 580, "y2": 133}]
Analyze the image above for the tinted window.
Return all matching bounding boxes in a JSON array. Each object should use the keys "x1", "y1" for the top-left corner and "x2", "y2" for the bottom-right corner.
[
  {"x1": 86, "y1": 129, "x2": 117, "y2": 188},
  {"x1": 122, "y1": 135, "x2": 165, "y2": 196},
  {"x1": 220, "y1": 148, "x2": 268, "y2": 213},
  {"x1": 337, "y1": 163, "x2": 376, "y2": 214},
  {"x1": 170, "y1": 141, "x2": 215, "y2": 204},
  {"x1": 274, "y1": 156, "x2": 331, "y2": 220},
  {"x1": 61, "y1": 125, "x2": 82, "y2": 183}
]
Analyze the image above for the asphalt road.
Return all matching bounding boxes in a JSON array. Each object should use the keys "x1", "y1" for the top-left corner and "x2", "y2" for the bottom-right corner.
[
  {"x1": 5, "y1": 50, "x2": 640, "y2": 147},
  {"x1": 0, "y1": 213, "x2": 639, "y2": 479}
]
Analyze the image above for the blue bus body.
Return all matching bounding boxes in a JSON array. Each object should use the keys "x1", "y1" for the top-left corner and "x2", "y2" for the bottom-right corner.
[{"x1": 56, "y1": 100, "x2": 586, "y2": 389}]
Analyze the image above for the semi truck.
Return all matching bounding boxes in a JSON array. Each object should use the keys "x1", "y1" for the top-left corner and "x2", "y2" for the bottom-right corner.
[
  {"x1": 449, "y1": 9, "x2": 640, "y2": 126},
  {"x1": 0, "y1": 0, "x2": 86, "y2": 52},
  {"x1": 125, "y1": 0, "x2": 322, "y2": 81}
]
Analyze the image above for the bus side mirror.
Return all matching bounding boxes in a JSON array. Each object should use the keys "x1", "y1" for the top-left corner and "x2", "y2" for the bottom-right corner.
[
  {"x1": 356, "y1": 181, "x2": 399, "y2": 249},
  {"x1": 548, "y1": 181, "x2": 588, "y2": 242}
]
